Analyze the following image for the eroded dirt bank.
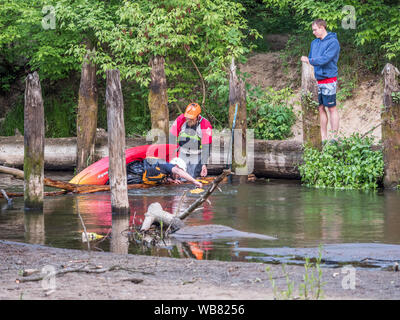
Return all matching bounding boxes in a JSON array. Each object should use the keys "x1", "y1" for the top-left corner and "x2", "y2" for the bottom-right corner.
[{"x1": 1, "y1": 240, "x2": 399, "y2": 300}]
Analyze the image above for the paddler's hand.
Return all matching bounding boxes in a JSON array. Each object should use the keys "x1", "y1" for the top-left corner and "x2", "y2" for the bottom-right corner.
[
  {"x1": 194, "y1": 180, "x2": 203, "y2": 188},
  {"x1": 200, "y1": 164, "x2": 207, "y2": 177},
  {"x1": 167, "y1": 177, "x2": 182, "y2": 184}
]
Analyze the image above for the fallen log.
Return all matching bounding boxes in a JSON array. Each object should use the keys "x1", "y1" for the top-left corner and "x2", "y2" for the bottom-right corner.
[
  {"x1": 0, "y1": 165, "x2": 226, "y2": 198},
  {"x1": 0, "y1": 135, "x2": 304, "y2": 178}
]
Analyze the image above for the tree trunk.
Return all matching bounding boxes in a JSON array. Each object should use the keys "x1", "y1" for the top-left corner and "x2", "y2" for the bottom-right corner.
[
  {"x1": 301, "y1": 61, "x2": 321, "y2": 149},
  {"x1": 106, "y1": 69, "x2": 130, "y2": 214},
  {"x1": 381, "y1": 63, "x2": 400, "y2": 189},
  {"x1": 76, "y1": 51, "x2": 98, "y2": 173},
  {"x1": 24, "y1": 72, "x2": 44, "y2": 210},
  {"x1": 148, "y1": 55, "x2": 169, "y2": 144},
  {"x1": 228, "y1": 58, "x2": 248, "y2": 182}
]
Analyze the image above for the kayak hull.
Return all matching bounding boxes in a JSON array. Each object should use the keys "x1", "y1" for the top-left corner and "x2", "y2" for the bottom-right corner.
[{"x1": 69, "y1": 144, "x2": 179, "y2": 185}]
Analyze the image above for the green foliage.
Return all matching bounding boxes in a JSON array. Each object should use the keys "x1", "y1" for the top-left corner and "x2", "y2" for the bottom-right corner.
[
  {"x1": 43, "y1": 85, "x2": 77, "y2": 138},
  {"x1": 392, "y1": 91, "x2": 400, "y2": 104},
  {"x1": 247, "y1": 86, "x2": 296, "y2": 140},
  {"x1": 234, "y1": 0, "x2": 297, "y2": 51},
  {"x1": 0, "y1": 84, "x2": 77, "y2": 137},
  {"x1": 0, "y1": 0, "x2": 257, "y2": 137},
  {"x1": 124, "y1": 85, "x2": 151, "y2": 137},
  {"x1": 266, "y1": 245, "x2": 325, "y2": 300},
  {"x1": 254, "y1": 104, "x2": 296, "y2": 140},
  {"x1": 0, "y1": 99, "x2": 24, "y2": 136},
  {"x1": 299, "y1": 246, "x2": 325, "y2": 300},
  {"x1": 264, "y1": 0, "x2": 400, "y2": 64},
  {"x1": 299, "y1": 134, "x2": 384, "y2": 190}
]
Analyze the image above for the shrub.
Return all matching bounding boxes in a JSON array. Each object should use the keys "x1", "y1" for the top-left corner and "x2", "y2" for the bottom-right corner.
[
  {"x1": 299, "y1": 134, "x2": 384, "y2": 190},
  {"x1": 247, "y1": 86, "x2": 296, "y2": 140}
]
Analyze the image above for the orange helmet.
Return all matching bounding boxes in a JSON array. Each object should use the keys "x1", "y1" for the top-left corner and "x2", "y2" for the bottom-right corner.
[{"x1": 184, "y1": 103, "x2": 201, "y2": 120}]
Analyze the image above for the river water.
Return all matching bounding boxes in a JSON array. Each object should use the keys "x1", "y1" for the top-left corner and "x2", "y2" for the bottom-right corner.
[{"x1": 1, "y1": 173, "x2": 400, "y2": 269}]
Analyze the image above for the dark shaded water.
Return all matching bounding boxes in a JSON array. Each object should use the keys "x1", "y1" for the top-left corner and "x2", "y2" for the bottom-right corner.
[{"x1": 1, "y1": 174, "x2": 400, "y2": 268}]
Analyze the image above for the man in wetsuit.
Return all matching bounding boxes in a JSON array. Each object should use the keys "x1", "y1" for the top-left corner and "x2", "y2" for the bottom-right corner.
[
  {"x1": 170, "y1": 103, "x2": 212, "y2": 178},
  {"x1": 126, "y1": 156, "x2": 202, "y2": 188}
]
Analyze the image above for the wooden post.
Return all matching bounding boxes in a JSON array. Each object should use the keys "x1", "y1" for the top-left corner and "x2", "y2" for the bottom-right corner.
[
  {"x1": 106, "y1": 69, "x2": 130, "y2": 214},
  {"x1": 301, "y1": 61, "x2": 321, "y2": 149},
  {"x1": 381, "y1": 63, "x2": 400, "y2": 189},
  {"x1": 148, "y1": 55, "x2": 169, "y2": 144},
  {"x1": 229, "y1": 58, "x2": 247, "y2": 183},
  {"x1": 24, "y1": 72, "x2": 44, "y2": 210},
  {"x1": 76, "y1": 51, "x2": 98, "y2": 173}
]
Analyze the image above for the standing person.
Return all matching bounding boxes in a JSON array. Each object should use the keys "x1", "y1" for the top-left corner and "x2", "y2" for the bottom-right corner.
[
  {"x1": 170, "y1": 103, "x2": 212, "y2": 178},
  {"x1": 301, "y1": 19, "x2": 340, "y2": 143}
]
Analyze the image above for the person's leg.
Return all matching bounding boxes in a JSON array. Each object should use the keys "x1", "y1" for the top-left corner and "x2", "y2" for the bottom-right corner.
[
  {"x1": 328, "y1": 106, "x2": 339, "y2": 139},
  {"x1": 318, "y1": 105, "x2": 328, "y2": 141}
]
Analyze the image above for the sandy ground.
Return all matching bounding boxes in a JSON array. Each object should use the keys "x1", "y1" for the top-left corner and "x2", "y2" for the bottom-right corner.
[{"x1": 1, "y1": 240, "x2": 399, "y2": 301}]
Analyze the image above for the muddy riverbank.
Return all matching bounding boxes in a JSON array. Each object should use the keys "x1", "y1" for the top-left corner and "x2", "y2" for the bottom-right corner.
[{"x1": 1, "y1": 240, "x2": 399, "y2": 301}]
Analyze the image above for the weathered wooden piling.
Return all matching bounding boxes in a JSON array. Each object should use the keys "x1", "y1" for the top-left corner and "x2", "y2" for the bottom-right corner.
[
  {"x1": 148, "y1": 55, "x2": 169, "y2": 144},
  {"x1": 381, "y1": 63, "x2": 400, "y2": 189},
  {"x1": 301, "y1": 61, "x2": 321, "y2": 149},
  {"x1": 228, "y1": 58, "x2": 248, "y2": 182},
  {"x1": 76, "y1": 51, "x2": 98, "y2": 173},
  {"x1": 105, "y1": 69, "x2": 130, "y2": 214},
  {"x1": 24, "y1": 72, "x2": 44, "y2": 210}
]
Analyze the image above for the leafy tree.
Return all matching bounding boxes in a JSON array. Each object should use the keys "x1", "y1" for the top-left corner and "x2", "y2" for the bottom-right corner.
[
  {"x1": 1, "y1": 0, "x2": 259, "y2": 128},
  {"x1": 262, "y1": 0, "x2": 400, "y2": 63},
  {"x1": 91, "y1": 0, "x2": 259, "y2": 117}
]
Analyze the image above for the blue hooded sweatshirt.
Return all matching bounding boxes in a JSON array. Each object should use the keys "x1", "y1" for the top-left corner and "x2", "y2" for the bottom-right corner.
[{"x1": 308, "y1": 32, "x2": 340, "y2": 80}]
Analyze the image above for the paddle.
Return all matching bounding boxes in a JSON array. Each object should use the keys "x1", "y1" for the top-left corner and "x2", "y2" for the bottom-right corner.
[{"x1": 227, "y1": 103, "x2": 238, "y2": 183}]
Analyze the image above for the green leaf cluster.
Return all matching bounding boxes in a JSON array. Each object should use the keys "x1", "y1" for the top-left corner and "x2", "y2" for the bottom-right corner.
[
  {"x1": 1, "y1": 0, "x2": 259, "y2": 134},
  {"x1": 247, "y1": 86, "x2": 296, "y2": 140},
  {"x1": 299, "y1": 134, "x2": 384, "y2": 190},
  {"x1": 262, "y1": 0, "x2": 400, "y2": 63}
]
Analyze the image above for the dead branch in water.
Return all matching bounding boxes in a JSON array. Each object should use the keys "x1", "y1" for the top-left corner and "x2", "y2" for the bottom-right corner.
[{"x1": 140, "y1": 170, "x2": 231, "y2": 234}]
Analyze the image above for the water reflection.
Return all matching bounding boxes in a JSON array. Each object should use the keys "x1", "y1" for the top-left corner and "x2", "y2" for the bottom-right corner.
[
  {"x1": 24, "y1": 211, "x2": 45, "y2": 244},
  {"x1": 1, "y1": 180, "x2": 400, "y2": 267},
  {"x1": 111, "y1": 213, "x2": 130, "y2": 254}
]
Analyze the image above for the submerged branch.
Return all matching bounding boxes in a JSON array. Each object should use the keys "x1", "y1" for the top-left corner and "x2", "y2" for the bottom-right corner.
[{"x1": 140, "y1": 170, "x2": 230, "y2": 233}]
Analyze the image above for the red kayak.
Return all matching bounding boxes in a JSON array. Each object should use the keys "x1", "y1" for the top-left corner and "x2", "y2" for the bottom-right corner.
[{"x1": 69, "y1": 144, "x2": 179, "y2": 185}]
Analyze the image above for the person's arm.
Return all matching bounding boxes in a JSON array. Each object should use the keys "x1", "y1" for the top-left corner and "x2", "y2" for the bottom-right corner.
[
  {"x1": 200, "y1": 144, "x2": 210, "y2": 177},
  {"x1": 308, "y1": 40, "x2": 340, "y2": 66},
  {"x1": 172, "y1": 166, "x2": 202, "y2": 188},
  {"x1": 200, "y1": 121, "x2": 212, "y2": 177},
  {"x1": 308, "y1": 43, "x2": 313, "y2": 60}
]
